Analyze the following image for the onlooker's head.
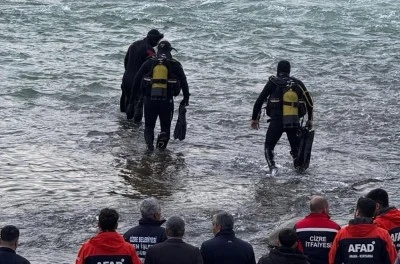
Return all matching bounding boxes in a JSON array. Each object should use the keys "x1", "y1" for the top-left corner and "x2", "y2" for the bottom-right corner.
[
  {"x1": 355, "y1": 197, "x2": 376, "y2": 218},
  {"x1": 366, "y1": 188, "x2": 389, "y2": 213},
  {"x1": 140, "y1": 197, "x2": 162, "y2": 220},
  {"x1": 278, "y1": 228, "x2": 298, "y2": 248},
  {"x1": 277, "y1": 60, "x2": 291, "y2": 76},
  {"x1": 212, "y1": 211, "x2": 234, "y2": 235},
  {"x1": 0, "y1": 225, "x2": 20, "y2": 249},
  {"x1": 310, "y1": 196, "x2": 329, "y2": 215},
  {"x1": 165, "y1": 216, "x2": 185, "y2": 238},
  {"x1": 147, "y1": 29, "x2": 164, "y2": 47},
  {"x1": 98, "y1": 208, "x2": 119, "y2": 232}
]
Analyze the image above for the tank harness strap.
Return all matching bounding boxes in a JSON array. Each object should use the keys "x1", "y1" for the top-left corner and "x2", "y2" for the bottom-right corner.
[{"x1": 283, "y1": 101, "x2": 298, "y2": 107}]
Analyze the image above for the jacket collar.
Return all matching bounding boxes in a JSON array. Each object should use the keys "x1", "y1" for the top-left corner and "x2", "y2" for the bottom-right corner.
[
  {"x1": 306, "y1": 212, "x2": 330, "y2": 219},
  {"x1": 138, "y1": 217, "x2": 166, "y2": 226},
  {"x1": 376, "y1": 206, "x2": 397, "y2": 216},
  {"x1": 215, "y1": 229, "x2": 236, "y2": 238},
  {"x1": 349, "y1": 217, "x2": 374, "y2": 225}
]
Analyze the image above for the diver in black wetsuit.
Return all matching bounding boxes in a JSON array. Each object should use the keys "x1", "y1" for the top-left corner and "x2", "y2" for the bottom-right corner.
[
  {"x1": 251, "y1": 60, "x2": 313, "y2": 170},
  {"x1": 120, "y1": 29, "x2": 164, "y2": 117},
  {"x1": 126, "y1": 41, "x2": 190, "y2": 150}
]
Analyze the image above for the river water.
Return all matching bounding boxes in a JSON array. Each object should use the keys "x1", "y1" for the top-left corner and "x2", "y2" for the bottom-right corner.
[{"x1": 1, "y1": 0, "x2": 399, "y2": 263}]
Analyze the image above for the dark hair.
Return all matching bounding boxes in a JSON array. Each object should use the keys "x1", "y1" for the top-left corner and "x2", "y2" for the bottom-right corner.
[
  {"x1": 356, "y1": 198, "x2": 376, "y2": 218},
  {"x1": 213, "y1": 211, "x2": 234, "y2": 230},
  {"x1": 1, "y1": 225, "x2": 20, "y2": 242},
  {"x1": 278, "y1": 228, "x2": 298, "y2": 248},
  {"x1": 166, "y1": 216, "x2": 185, "y2": 237},
  {"x1": 98, "y1": 208, "x2": 119, "y2": 231},
  {"x1": 366, "y1": 188, "x2": 389, "y2": 208}
]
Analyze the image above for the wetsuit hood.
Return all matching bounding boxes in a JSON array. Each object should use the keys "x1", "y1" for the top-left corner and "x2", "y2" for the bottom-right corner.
[{"x1": 277, "y1": 60, "x2": 291, "y2": 75}]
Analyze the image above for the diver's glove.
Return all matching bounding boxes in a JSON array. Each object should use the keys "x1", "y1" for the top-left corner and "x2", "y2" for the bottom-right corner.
[
  {"x1": 306, "y1": 120, "x2": 313, "y2": 130},
  {"x1": 126, "y1": 104, "x2": 134, "y2": 120},
  {"x1": 180, "y1": 97, "x2": 189, "y2": 106}
]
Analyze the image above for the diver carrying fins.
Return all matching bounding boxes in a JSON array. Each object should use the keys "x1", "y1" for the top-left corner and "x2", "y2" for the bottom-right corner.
[{"x1": 251, "y1": 60, "x2": 314, "y2": 173}]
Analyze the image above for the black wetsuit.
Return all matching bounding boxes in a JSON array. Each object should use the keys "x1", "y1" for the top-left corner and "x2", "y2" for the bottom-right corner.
[
  {"x1": 120, "y1": 37, "x2": 155, "y2": 112},
  {"x1": 252, "y1": 73, "x2": 313, "y2": 169},
  {"x1": 128, "y1": 53, "x2": 189, "y2": 149}
]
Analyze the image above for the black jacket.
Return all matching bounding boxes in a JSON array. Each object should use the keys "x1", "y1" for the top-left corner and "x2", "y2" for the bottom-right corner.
[
  {"x1": 257, "y1": 247, "x2": 310, "y2": 264},
  {"x1": 123, "y1": 218, "x2": 167, "y2": 259},
  {"x1": 128, "y1": 53, "x2": 190, "y2": 104},
  {"x1": 122, "y1": 37, "x2": 156, "y2": 97},
  {"x1": 252, "y1": 74, "x2": 313, "y2": 121},
  {"x1": 200, "y1": 229, "x2": 256, "y2": 264},
  {"x1": 144, "y1": 238, "x2": 203, "y2": 264},
  {"x1": 0, "y1": 247, "x2": 30, "y2": 264}
]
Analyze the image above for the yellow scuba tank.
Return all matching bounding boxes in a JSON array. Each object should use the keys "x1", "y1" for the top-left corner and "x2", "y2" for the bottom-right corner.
[
  {"x1": 282, "y1": 87, "x2": 300, "y2": 127},
  {"x1": 151, "y1": 60, "x2": 168, "y2": 97}
]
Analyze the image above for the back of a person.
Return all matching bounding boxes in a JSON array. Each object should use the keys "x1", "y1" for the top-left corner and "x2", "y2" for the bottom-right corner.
[
  {"x1": 258, "y1": 247, "x2": 310, "y2": 264},
  {"x1": 0, "y1": 248, "x2": 30, "y2": 264},
  {"x1": 295, "y1": 214, "x2": 340, "y2": 264},
  {"x1": 375, "y1": 208, "x2": 400, "y2": 250},
  {"x1": 331, "y1": 224, "x2": 393, "y2": 263},
  {"x1": 124, "y1": 224, "x2": 166, "y2": 259},
  {"x1": 145, "y1": 239, "x2": 200, "y2": 264},
  {"x1": 202, "y1": 235, "x2": 254, "y2": 264}
]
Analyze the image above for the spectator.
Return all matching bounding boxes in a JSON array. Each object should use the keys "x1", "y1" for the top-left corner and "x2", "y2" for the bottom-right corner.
[
  {"x1": 124, "y1": 197, "x2": 167, "y2": 261},
  {"x1": 0, "y1": 225, "x2": 30, "y2": 264},
  {"x1": 329, "y1": 197, "x2": 397, "y2": 264},
  {"x1": 366, "y1": 188, "x2": 400, "y2": 251},
  {"x1": 76, "y1": 208, "x2": 141, "y2": 264},
  {"x1": 200, "y1": 211, "x2": 256, "y2": 264},
  {"x1": 294, "y1": 195, "x2": 341, "y2": 264},
  {"x1": 144, "y1": 216, "x2": 202, "y2": 264},
  {"x1": 258, "y1": 228, "x2": 310, "y2": 264}
]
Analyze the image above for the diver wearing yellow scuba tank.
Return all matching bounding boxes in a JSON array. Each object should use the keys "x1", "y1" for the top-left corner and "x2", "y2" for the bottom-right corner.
[{"x1": 251, "y1": 60, "x2": 314, "y2": 171}]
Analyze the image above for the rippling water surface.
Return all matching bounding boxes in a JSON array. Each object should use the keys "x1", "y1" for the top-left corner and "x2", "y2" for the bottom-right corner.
[{"x1": 1, "y1": 0, "x2": 399, "y2": 263}]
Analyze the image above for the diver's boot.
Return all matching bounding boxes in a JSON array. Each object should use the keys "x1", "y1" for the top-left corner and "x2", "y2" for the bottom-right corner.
[
  {"x1": 264, "y1": 148, "x2": 277, "y2": 170},
  {"x1": 144, "y1": 128, "x2": 155, "y2": 151},
  {"x1": 156, "y1": 132, "x2": 170, "y2": 150}
]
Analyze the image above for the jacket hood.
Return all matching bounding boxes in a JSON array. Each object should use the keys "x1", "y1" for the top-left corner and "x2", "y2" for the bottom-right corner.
[
  {"x1": 347, "y1": 217, "x2": 376, "y2": 237},
  {"x1": 88, "y1": 232, "x2": 127, "y2": 252},
  {"x1": 376, "y1": 207, "x2": 400, "y2": 224}
]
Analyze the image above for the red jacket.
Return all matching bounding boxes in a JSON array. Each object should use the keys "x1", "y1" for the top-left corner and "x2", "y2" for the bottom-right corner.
[
  {"x1": 329, "y1": 218, "x2": 397, "y2": 264},
  {"x1": 76, "y1": 231, "x2": 142, "y2": 264},
  {"x1": 374, "y1": 207, "x2": 400, "y2": 251},
  {"x1": 295, "y1": 213, "x2": 341, "y2": 264}
]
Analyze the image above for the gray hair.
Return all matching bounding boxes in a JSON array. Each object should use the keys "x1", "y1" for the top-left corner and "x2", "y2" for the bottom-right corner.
[
  {"x1": 213, "y1": 211, "x2": 234, "y2": 230},
  {"x1": 140, "y1": 197, "x2": 161, "y2": 219},
  {"x1": 166, "y1": 216, "x2": 185, "y2": 237}
]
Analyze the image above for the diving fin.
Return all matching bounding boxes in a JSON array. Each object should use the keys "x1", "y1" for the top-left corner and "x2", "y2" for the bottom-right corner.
[
  {"x1": 296, "y1": 127, "x2": 314, "y2": 171},
  {"x1": 173, "y1": 104, "x2": 187, "y2": 141}
]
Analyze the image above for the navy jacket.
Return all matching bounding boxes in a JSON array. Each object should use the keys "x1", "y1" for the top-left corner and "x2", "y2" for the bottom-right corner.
[
  {"x1": 200, "y1": 229, "x2": 256, "y2": 264},
  {"x1": 123, "y1": 218, "x2": 167, "y2": 259},
  {"x1": 0, "y1": 247, "x2": 30, "y2": 264},
  {"x1": 144, "y1": 238, "x2": 203, "y2": 264}
]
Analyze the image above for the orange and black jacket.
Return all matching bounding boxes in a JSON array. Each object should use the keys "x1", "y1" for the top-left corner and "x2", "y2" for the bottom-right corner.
[
  {"x1": 329, "y1": 217, "x2": 397, "y2": 264},
  {"x1": 294, "y1": 212, "x2": 341, "y2": 264},
  {"x1": 76, "y1": 231, "x2": 142, "y2": 264},
  {"x1": 374, "y1": 207, "x2": 400, "y2": 251}
]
